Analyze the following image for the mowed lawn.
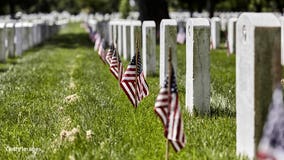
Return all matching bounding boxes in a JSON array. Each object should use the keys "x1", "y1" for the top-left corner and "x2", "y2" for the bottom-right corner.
[{"x1": 0, "y1": 23, "x2": 240, "y2": 159}]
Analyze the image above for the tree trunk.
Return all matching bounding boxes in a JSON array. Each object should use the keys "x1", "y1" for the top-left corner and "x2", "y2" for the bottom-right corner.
[
  {"x1": 137, "y1": 0, "x2": 170, "y2": 27},
  {"x1": 207, "y1": 0, "x2": 215, "y2": 18},
  {"x1": 275, "y1": 0, "x2": 284, "y2": 13},
  {"x1": 9, "y1": 0, "x2": 15, "y2": 19}
]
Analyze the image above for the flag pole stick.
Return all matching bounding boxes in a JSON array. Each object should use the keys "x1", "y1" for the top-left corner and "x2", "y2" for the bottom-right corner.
[
  {"x1": 115, "y1": 42, "x2": 120, "y2": 84},
  {"x1": 134, "y1": 38, "x2": 139, "y2": 108},
  {"x1": 166, "y1": 47, "x2": 172, "y2": 160},
  {"x1": 114, "y1": 39, "x2": 120, "y2": 86}
]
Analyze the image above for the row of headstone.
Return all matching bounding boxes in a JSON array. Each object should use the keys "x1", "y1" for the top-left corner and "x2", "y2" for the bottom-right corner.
[
  {"x1": 104, "y1": 18, "x2": 211, "y2": 115},
  {"x1": 170, "y1": 15, "x2": 234, "y2": 50},
  {"x1": 0, "y1": 16, "x2": 67, "y2": 62},
  {"x1": 236, "y1": 13, "x2": 282, "y2": 160},
  {"x1": 90, "y1": 11, "x2": 284, "y2": 159},
  {"x1": 102, "y1": 19, "x2": 156, "y2": 77},
  {"x1": 108, "y1": 20, "x2": 142, "y2": 60},
  {"x1": 281, "y1": 17, "x2": 284, "y2": 65},
  {"x1": 167, "y1": 13, "x2": 284, "y2": 160},
  {"x1": 92, "y1": 11, "x2": 277, "y2": 52},
  {"x1": 87, "y1": 12, "x2": 138, "y2": 24}
]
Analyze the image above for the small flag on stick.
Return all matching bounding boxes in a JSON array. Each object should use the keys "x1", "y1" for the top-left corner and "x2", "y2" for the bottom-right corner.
[
  {"x1": 109, "y1": 49, "x2": 123, "y2": 81},
  {"x1": 106, "y1": 44, "x2": 114, "y2": 65},
  {"x1": 97, "y1": 39, "x2": 107, "y2": 64},
  {"x1": 176, "y1": 27, "x2": 185, "y2": 44},
  {"x1": 154, "y1": 49, "x2": 186, "y2": 155},
  {"x1": 257, "y1": 85, "x2": 284, "y2": 160},
  {"x1": 94, "y1": 35, "x2": 102, "y2": 51},
  {"x1": 120, "y1": 45, "x2": 149, "y2": 107}
]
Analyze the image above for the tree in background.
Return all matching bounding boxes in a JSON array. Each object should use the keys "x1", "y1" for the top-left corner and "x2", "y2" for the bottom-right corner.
[
  {"x1": 119, "y1": 0, "x2": 130, "y2": 18},
  {"x1": 136, "y1": 0, "x2": 169, "y2": 27},
  {"x1": 0, "y1": 0, "x2": 119, "y2": 18},
  {"x1": 0, "y1": 0, "x2": 283, "y2": 18},
  {"x1": 80, "y1": 0, "x2": 119, "y2": 13}
]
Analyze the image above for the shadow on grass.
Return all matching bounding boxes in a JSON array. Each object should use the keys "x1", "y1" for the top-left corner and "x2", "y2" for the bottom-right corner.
[
  {"x1": 8, "y1": 58, "x2": 19, "y2": 65},
  {"x1": 192, "y1": 106, "x2": 236, "y2": 118},
  {"x1": 0, "y1": 67, "x2": 9, "y2": 72},
  {"x1": 0, "y1": 31, "x2": 92, "y2": 74},
  {"x1": 210, "y1": 107, "x2": 236, "y2": 118}
]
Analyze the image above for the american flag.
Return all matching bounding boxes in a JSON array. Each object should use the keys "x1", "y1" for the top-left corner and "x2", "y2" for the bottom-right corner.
[
  {"x1": 105, "y1": 44, "x2": 114, "y2": 65},
  {"x1": 154, "y1": 66, "x2": 186, "y2": 152},
  {"x1": 120, "y1": 52, "x2": 149, "y2": 107},
  {"x1": 257, "y1": 85, "x2": 284, "y2": 160},
  {"x1": 176, "y1": 28, "x2": 186, "y2": 44},
  {"x1": 109, "y1": 49, "x2": 123, "y2": 81},
  {"x1": 94, "y1": 34, "x2": 101, "y2": 51},
  {"x1": 90, "y1": 31, "x2": 98, "y2": 43},
  {"x1": 98, "y1": 39, "x2": 107, "y2": 63},
  {"x1": 86, "y1": 24, "x2": 93, "y2": 37}
]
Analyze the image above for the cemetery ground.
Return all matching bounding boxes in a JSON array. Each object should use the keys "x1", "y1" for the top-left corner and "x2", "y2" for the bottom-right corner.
[{"x1": 0, "y1": 23, "x2": 239, "y2": 159}]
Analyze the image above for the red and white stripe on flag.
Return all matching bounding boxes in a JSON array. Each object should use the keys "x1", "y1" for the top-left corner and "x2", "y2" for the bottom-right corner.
[
  {"x1": 98, "y1": 42, "x2": 107, "y2": 63},
  {"x1": 94, "y1": 35, "x2": 101, "y2": 51},
  {"x1": 154, "y1": 74, "x2": 186, "y2": 152},
  {"x1": 120, "y1": 55, "x2": 149, "y2": 107},
  {"x1": 110, "y1": 54, "x2": 123, "y2": 81},
  {"x1": 105, "y1": 49, "x2": 113, "y2": 65}
]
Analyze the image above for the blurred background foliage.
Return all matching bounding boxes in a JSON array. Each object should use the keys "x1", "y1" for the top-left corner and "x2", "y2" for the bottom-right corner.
[{"x1": 0, "y1": 0, "x2": 283, "y2": 18}]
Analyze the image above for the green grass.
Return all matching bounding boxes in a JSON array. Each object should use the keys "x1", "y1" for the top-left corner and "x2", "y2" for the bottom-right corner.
[{"x1": 0, "y1": 23, "x2": 242, "y2": 159}]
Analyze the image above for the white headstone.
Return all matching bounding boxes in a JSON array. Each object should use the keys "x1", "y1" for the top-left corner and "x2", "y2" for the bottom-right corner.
[
  {"x1": 117, "y1": 21, "x2": 124, "y2": 57},
  {"x1": 130, "y1": 20, "x2": 141, "y2": 58},
  {"x1": 112, "y1": 21, "x2": 118, "y2": 45},
  {"x1": 142, "y1": 21, "x2": 156, "y2": 77},
  {"x1": 32, "y1": 23, "x2": 38, "y2": 45},
  {"x1": 220, "y1": 16, "x2": 228, "y2": 32},
  {"x1": 89, "y1": 19, "x2": 97, "y2": 32},
  {"x1": 22, "y1": 22, "x2": 29, "y2": 51},
  {"x1": 160, "y1": 19, "x2": 177, "y2": 86},
  {"x1": 236, "y1": 13, "x2": 281, "y2": 159},
  {"x1": 0, "y1": 22, "x2": 7, "y2": 62},
  {"x1": 123, "y1": 21, "x2": 131, "y2": 60},
  {"x1": 35, "y1": 21, "x2": 43, "y2": 45},
  {"x1": 108, "y1": 21, "x2": 113, "y2": 44},
  {"x1": 6, "y1": 22, "x2": 15, "y2": 58},
  {"x1": 27, "y1": 22, "x2": 34, "y2": 48},
  {"x1": 227, "y1": 18, "x2": 238, "y2": 54},
  {"x1": 186, "y1": 18, "x2": 210, "y2": 114},
  {"x1": 14, "y1": 22, "x2": 23, "y2": 57},
  {"x1": 210, "y1": 17, "x2": 221, "y2": 49},
  {"x1": 281, "y1": 17, "x2": 284, "y2": 65}
]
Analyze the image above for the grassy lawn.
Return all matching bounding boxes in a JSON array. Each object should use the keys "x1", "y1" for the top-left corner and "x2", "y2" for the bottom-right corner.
[{"x1": 0, "y1": 23, "x2": 242, "y2": 159}]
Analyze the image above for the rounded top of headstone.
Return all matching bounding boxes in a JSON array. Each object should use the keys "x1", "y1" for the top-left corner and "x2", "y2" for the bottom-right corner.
[
  {"x1": 131, "y1": 20, "x2": 141, "y2": 26},
  {"x1": 6, "y1": 22, "x2": 14, "y2": 28},
  {"x1": 228, "y1": 17, "x2": 238, "y2": 22},
  {"x1": 109, "y1": 20, "x2": 114, "y2": 25},
  {"x1": 116, "y1": 19, "x2": 126, "y2": 25},
  {"x1": 104, "y1": 14, "x2": 110, "y2": 21},
  {"x1": 88, "y1": 19, "x2": 97, "y2": 25},
  {"x1": 15, "y1": 22, "x2": 23, "y2": 28},
  {"x1": 22, "y1": 22, "x2": 29, "y2": 27},
  {"x1": 160, "y1": 19, "x2": 177, "y2": 26},
  {"x1": 279, "y1": 16, "x2": 284, "y2": 22},
  {"x1": 27, "y1": 22, "x2": 34, "y2": 27},
  {"x1": 122, "y1": 20, "x2": 131, "y2": 26},
  {"x1": 142, "y1": 21, "x2": 155, "y2": 27},
  {"x1": 238, "y1": 13, "x2": 280, "y2": 27},
  {"x1": 111, "y1": 20, "x2": 120, "y2": 25},
  {"x1": 211, "y1": 17, "x2": 221, "y2": 21},
  {"x1": 0, "y1": 22, "x2": 5, "y2": 28},
  {"x1": 187, "y1": 18, "x2": 210, "y2": 26}
]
